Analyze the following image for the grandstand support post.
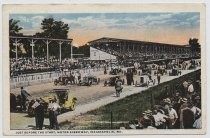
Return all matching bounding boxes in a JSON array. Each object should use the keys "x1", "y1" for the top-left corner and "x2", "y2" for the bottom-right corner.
[
  {"x1": 29, "y1": 39, "x2": 37, "y2": 66},
  {"x1": 15, "y1": 41, "x2": 18, "y2": 61},
  {"x1": 43, "y1": 40, "x2": 51, "y2": 63},
  {"x1": 47, "y1": 41, "x2": 49, "y2": 62},
  {"x1": 71, "y1": 42, "x2": 73, "y2": 59},
  {"x1": 11, "y1": 38, "x2": 21, "y2": 62},
  {"x1": 15, "y1": 39, "x2": 20, "y2": 62},
  {"x1": 59, "y1": 41, "x2": 63, "y2": 63}
]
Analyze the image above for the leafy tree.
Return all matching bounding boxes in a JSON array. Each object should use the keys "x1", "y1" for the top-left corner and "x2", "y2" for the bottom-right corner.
[
  {"x1": 9, "y1": 19, "x2": 23, "y2": 36},
  {"x1": 31, "y1": 18, "x2": 71, "y2": 58},
  {"x1": 189, "y1": 38, "x2": 201, "y2": 57},
  {"x1": 40, "y1": 18, "x2": 69, "y2": 39},
  {"x1": 9, "y1": 19, "x2": 23, "y2": 58}
]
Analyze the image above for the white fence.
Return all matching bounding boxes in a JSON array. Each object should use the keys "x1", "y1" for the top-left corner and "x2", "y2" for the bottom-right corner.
[{"x1": 10, "y1": 67, "x2": 107, "y2": 89}]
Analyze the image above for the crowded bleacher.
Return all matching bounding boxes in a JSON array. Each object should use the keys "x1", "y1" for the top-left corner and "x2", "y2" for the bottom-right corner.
[
  {"x1": 10, "y1": 57, "x2": 111, "y2": 76},
  {"x1": 127, "y1": 77, "x2": 201, "y2": 129}
]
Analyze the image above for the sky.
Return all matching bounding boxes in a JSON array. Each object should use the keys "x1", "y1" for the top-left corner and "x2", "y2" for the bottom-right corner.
[{"x1": 9, "y1": 12, "x2": 200, "y2": 46}]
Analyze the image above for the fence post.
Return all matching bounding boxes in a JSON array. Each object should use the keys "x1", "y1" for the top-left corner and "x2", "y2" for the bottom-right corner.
[
  {"x1": 151, "y1": 93, "x2": 154, "y2": 109},
  {"x1": 110, "y1": 111, "x2": 113, "y2": 129}
]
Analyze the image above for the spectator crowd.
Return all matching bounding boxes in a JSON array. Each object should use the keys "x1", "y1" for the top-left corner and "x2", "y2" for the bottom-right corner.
[{"x1": 127, "y1": 78, "x2": 201, "y2": 129}]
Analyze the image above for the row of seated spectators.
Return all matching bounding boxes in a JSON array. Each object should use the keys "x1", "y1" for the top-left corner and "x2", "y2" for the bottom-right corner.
[
  {"x1": 10, "y1": 57, "x2": 110, "y2": 76},
  {"x1": 126, "y1": 79, "x2": 201, "y2": 129},
  {"x1": 92, "y1": 45, "x2": 189, "y2": 60}
]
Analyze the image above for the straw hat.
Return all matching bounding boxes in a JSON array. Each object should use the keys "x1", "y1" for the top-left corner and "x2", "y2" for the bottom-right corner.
[
  {"x1": 183, "y1": 81, "x2": 188, "y2": 85},
  {"x1": 181, "y1": 98, "x2": 188, "y2": 103},
  {"x1": 144, "y1": 110, "x2": 149, "y2": 114},
  {"x1": 175, "y1": 92, "x2": 180, "y2": 96},
  {"x1": 194, "y1": 96, "x2": 201, "y2": 100},
  {"x1": 147, "y1": 110, "x2": 152, "y2": 114},
  {"x1": 164, "y1": 98, "x2": 171, "y2": 104}
]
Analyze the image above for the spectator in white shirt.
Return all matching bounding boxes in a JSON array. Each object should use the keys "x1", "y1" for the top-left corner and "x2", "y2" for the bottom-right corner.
[
  {"x1": 152, "y1": 110, "x2": 168, "y2": 129},
  {"x1": 48, "y1": 99, "x2": 61, "y2": 129},
  {"x1": 188, "y1": 80, "x2": 194, "y2": 99},
  {"x1": 168, "y1": 105, "x2": 178, "y2": 129}
]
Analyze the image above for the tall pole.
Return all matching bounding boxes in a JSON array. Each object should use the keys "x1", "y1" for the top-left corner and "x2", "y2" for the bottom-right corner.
[
  {"x1": 15, "y1": 39, "x2": 18, "y2": 62},
  {"x1": 13, "y1": 38, "x2": 21, "y2": 62},
  {"x1": 30, "y1": 39, "x2": 35, "y2": 66},
  {"x1": 47, "y1": 40, "x2": 49, "y2": 62},
  {"x1": 15, "y1": 42, "x2": 18, "y2": 61},
  {"x1": 59, "y1": 41, "x2": 62, "y2": 63},
  {"x1": 71, "y1": 42, "x2": 73, "y2": 59},
  {"x1": 28, "y1": 39, "x2": 37, "y2": 66},
  {"x1": 42, "y1": 39, "x2": 51, "y2": 63}
]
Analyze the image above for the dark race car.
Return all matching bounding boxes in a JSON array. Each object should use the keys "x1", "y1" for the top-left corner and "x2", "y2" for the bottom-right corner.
[
  {"x1": 109, "y1": 68, "x2": 122, "y2": 75},
  {"x1": 78, "y1": 75, "x2": 100, "y2": 86}
]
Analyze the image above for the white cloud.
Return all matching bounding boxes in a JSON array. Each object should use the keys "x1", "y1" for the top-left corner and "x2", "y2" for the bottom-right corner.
[
  {"x1": 14, "y1": 13, "x2": 199, "y2": 37},
  {"x1": 15, "y1": 16, "x2": 29, "y2": 22},
  {"x1": 62, "y1": 16, "x2": 118, "y2": 30},
  {"x1": 60, "y1": 13, "x2": 182, "y2": 30},
  {"x1": 186, "y1": 15, "x2": 200, "y2": 21},
  {"x1": 30, "y1": 16, "x2": 45, "y2": 29},
  {"x1": 144, "y1": 13, "x2": 174, "y2": 22}
]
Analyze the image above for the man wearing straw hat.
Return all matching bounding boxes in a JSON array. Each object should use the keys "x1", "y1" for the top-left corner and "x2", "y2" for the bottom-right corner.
[
  {"x1": 32, "y1": 98, "x2": 44, "y2": 130},
  {"x1": 48, "y1": 98, "x2": 61, "y2": 129}
]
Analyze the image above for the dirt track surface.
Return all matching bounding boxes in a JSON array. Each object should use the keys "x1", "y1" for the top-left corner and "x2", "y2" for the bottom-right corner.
[
  {"x1": 10, "y1": 68, "x2": 200, "y2": 130},
  {"x1": 10, "y1": 74, "x2": 124, "y2": 105},
  {"x1": 10, "y1": 73, "x2": 126, "y2": 130}
]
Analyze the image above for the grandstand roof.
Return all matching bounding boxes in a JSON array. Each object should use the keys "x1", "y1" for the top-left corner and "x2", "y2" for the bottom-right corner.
[
  {"x1": 88, "y1": 37, "x2": 189, "y2": 47},
  {"x1": 10, "y1": 36, "x2": 73, "y2": 42}
]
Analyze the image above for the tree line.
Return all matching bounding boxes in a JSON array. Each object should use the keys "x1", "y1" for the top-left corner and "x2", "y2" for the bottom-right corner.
[{"x1": 9, "y1": 18, "x2": 90, "y2": 58}]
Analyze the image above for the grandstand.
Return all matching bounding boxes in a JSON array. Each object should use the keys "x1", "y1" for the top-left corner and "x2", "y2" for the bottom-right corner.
[{"x1": 88, "y1": 37, "x2": 192, "y2": 61}]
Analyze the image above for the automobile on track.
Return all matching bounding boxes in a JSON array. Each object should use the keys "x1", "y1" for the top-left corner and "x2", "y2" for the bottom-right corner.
[
  {"x1": 26, "y1": 88, "x2": 77, "y2": 116},
  {"x1": 78, "y1": 75, "x2": 100, "y2": 86}
]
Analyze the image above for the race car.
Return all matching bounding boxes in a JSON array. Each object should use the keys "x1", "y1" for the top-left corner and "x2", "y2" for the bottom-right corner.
[
  {"x1": 27, "y1": 89, "x2": 77, "y2": 116},
  {"x1": 78, "y1": 75, "x2": 100, "y2": 86}
]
